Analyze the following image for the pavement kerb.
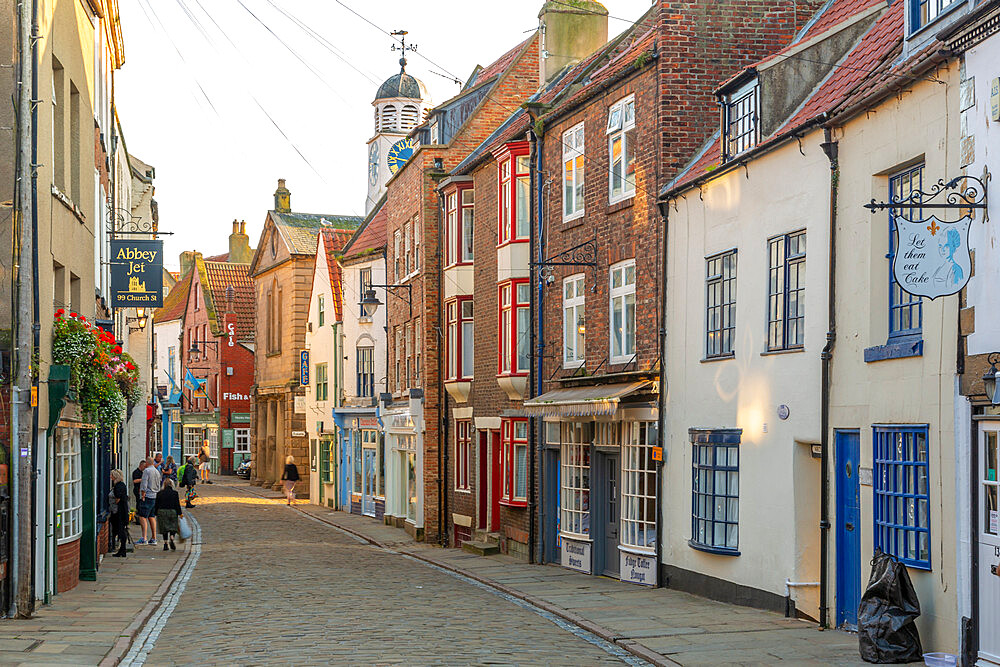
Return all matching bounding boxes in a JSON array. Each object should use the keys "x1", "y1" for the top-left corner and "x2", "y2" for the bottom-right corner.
[
  {"x1": 233, "y1": 482, "x2": 678, "y2": 667},
  {"x1": 97, "y1": 535, "x2": 196, "y2": 667}
]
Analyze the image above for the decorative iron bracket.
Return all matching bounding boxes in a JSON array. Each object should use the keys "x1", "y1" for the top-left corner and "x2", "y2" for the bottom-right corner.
[
  {"x1": 864, "y1": 167, "x2": 990, "y2": 224},
  {"x1": 106, "y1": 198, "x2": 173, "y2": 238},
  {"x1": 530, "y1": 236, "x2": 598, "y2": 286}
]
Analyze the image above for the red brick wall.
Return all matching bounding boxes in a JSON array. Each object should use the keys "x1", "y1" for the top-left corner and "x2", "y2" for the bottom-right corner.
[
  {"x1": 97, "y1": 520, "x2": 109, "y2": 556},
  {"x1": 56, "y1": 538, "x2": 80, "y2": 593}
]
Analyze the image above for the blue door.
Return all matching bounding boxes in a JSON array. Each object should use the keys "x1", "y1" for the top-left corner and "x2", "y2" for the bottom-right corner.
[
  {"x1": 340, "y1": 431, "x2": 352, "y2": 510},
  {"x1": 835, "y1": 430, "x2": 861, "y2": 630},
  {"x1": 362, "y1": 447, "x2": 377, "y2": 516}
]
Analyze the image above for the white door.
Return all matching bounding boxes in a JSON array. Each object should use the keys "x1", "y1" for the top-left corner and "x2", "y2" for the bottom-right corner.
[{"x1": 979, "y1": 422, "x2": 1000, "y2": 666}]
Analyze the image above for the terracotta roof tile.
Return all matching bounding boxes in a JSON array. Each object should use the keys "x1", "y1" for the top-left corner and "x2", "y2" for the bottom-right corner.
[
  {"x1": 153, "y1": 271, "x2": 191, "y2": 323},
  {"x1": 320, "y1": 228, "x2": 354, "y2": 323},
  {"x1": 203, "y1": 261, "x2": 255, "y2": 341},
  {"x1": 468, "y1": 38, "x2": 531, "y2": 88},
  {"x1": 342, "y1": 202, "x2": 388, "y2": 258}
]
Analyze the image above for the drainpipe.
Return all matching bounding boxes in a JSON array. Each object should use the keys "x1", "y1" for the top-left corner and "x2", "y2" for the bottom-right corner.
[
  {"x1": 528, "y1": 129, "x2": 539, "y2": 565},
  {"x1": 437, "y1": 187, "x2": 448, "y2": 548},
  {"x1": 819, "y1": 125, "x2": 839, "y2": 629},
  {"x1": 29, "y1": 0, "x2": 40, "y2": 613},
  {"x1": 656, "y1": 199, "x2": 670, "y2": 588}
]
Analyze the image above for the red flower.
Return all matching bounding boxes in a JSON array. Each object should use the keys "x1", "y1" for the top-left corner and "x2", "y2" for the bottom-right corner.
[
  {"x1": 70, "y1": 312, "x2": 77, "y2": 318},
  {"x1": 106, "y1": 373, "x2": 113, "y2": 379},
  {"x1": 55, "y1": 309, "x2": 64, "y2": 316},
  {"x1": 80, "y1": 316, "x2": 86, "y2": 322},
  {"x1": 115, "y1": 345, "x2": 122, "y2": 354}
]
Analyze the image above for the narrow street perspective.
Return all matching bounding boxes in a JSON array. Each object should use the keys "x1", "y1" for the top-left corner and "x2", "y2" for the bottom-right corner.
[{"x1": 3, "y1": 0, "x2": 1000, "y2": 665}]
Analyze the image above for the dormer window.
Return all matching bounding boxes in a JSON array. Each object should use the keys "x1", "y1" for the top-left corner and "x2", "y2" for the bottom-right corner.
[
  {"x1": 909, "y1": 0, "x2": 958, "y2": 33},
  {"x1": 722, "y1": 79, "x2": 759, "y2": 162}
]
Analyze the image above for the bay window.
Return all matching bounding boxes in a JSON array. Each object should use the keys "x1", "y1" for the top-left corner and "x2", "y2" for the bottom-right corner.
[
  {"x1": 456, "y1": 419, "x2": 471, "y2": 491},
  {"x1": 498, "y1": 279, "x2": 530, "y2": 376},
  {"x1": 446, "y1": 297, "x2": 474, "y2": 381},
  {"x1": 607, "y1": 96, "x2": 635, "y2": 203},
  {"x1": 563, "y1": 122, "x2": 585, "y2": 220},
  {"x1": 622, "y1": 422, "x2": 657, "y2": 550},
  {"x1": 495, "y1": 141, "x2": 530, "y2": 245},
  {"x1": 500, "y1": 418, "x2": 528, "y2": 506},
  {"x1": 446, "y1": 186, "x2": 475, "y2": 266},
  {"x1": 560, "y1": 422, "x2": 591, "y2": 538},
  {"x1": 563, "y1": 274, "x2": 585, "y2": 367},
  {"x1": 609, "y1": 260, "x2": 636, "y2": 365}
]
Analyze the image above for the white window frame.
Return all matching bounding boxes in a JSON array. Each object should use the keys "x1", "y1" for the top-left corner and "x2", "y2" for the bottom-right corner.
[
  {"x1": 208, "y1": 427, "x2": 220, "y2": 461},
  {"x1": 562, "y1": 122, "x2": 585, "y2": 221},
  {"x1": 563, "y1": 274, "x2": 585, "y2": 368},
  {"x1": 183, "y1": 427, "x2": 202, "y2": 458},
  {"x1": 234, "y1": 428, "x2": 251, "y2": 453},
  {"x1": 317, "y1": 293, "x2": 325, "y2": 328},
  {"x1": 722, "y1": 79, "x2": 759, "y2": 161},
  {"x1": 55, "y1": 428, "x2": 82, "y2": 544},
  {"x1": 461, "y1": 188, "x2": 475, "y2": 263},
  {"x1": 609, "y1": 259, "x2": 636, "y2": 365},
  {"x1": 559, "y1": 422, "x2": 591, "y2": 539},
  {"x1": 455, "y1": 420, "x2": 471, "y2": 492},
  {"x1": 621, "y1": 422, "x2": 657, "y2": 552},
  {"x1": 607, "y1": 95, "x2": 636, "y2": 204}
]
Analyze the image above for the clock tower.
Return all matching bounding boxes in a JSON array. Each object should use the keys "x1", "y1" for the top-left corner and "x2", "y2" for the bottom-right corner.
[{"x1": 366, "y1": 50, "x2": 428, "y2": 214}]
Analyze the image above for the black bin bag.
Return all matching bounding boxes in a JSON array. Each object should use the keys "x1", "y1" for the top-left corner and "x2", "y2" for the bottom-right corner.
[{"x1": 858, "y1": 549, "x2": 923, "y2": 663}]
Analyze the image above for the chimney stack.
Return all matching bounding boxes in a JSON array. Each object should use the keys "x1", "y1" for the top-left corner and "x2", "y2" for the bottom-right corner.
[
  {"x1": 538, "y1": 1, "x2": 608, "y2": 84},
  {"x1": 273, "y1": 178, "x2": 291, "y2": 213},
  {"x1": 228, "y1": 219, "x2": 253, "y2": 264},
  {"x1": 179, "y1": 250, "x2": 199, "y2": 277}
]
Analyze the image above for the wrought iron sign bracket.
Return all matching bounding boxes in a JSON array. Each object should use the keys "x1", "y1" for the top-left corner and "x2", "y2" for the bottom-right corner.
[
  {"x1": 530, "y1": 236, "x2": 598, "y2": 289},
  {"x1": 106, "y1": 199, "x2": 173, "y2": 238},
  {"x1": 863, "y1": 167, "x2": 990, "y2": 223}
]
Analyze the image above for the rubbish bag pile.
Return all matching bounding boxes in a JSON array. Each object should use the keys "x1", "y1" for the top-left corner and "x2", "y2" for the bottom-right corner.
[{"x1": 858, "y1": 549, "x2": 923, "y2": 663}]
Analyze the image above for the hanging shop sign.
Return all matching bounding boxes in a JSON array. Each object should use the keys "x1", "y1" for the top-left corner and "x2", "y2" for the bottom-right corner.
[
  {"x1": 110, "y1": 239, "x2": 163, "y2": 308},
  {"x1": 864, "y1": 170, "x2": 989, "y2": 299},
  {"x1": 299, "y1": 350, "x2": 309, "y2": 385}
]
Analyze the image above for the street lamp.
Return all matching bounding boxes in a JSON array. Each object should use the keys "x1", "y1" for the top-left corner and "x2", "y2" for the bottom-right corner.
[
  {"x1": 359, "y1": 283, "x2": 412, "y2": 319},
  {"x1": 127, "y1": 307, "x2": 148, "y2": 332},
  {"x1": 984, "y1": 352, "x2": 1000, "y2": 405},
  {"x1": 189, "y1": 339, "x2": 219, "y2": 359}
]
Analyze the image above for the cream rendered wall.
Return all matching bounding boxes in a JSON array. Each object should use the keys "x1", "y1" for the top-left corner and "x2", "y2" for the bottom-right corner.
[
  {"x1": 831, "y1": 60, "x2": 960, "y2": 652},
  {"x1": 341, "y1": 255, "x2": 387, "y2": 402},
  {"x1": 663, "y1": 131, "x2": 831, "y2": 619},
  {"x1": 154, "y1": 320, "x2": 182, "y2": 394},
  {"x1": 305, "y1": 239, "x2": 340, "y2": 505}
]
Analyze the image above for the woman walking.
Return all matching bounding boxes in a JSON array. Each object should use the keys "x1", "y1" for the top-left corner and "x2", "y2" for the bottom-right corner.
[
  {"x1": 110, "y1": 469, "x2": 129, "y2": 557},
  {"x1": 154, "y1": 478, "x2": 183, "y2": 551},
  {"x1": 180, "y1": 456, "x2": 199, "y2": 508},
  {"x1": 281, "y1": 455, "x2": 300, "y2": 505},
  {"x1": 161, "y1": 455, "x2": 178, "y2": 483}
]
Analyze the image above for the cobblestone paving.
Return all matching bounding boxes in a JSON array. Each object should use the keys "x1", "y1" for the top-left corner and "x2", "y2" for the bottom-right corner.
[{"x1": 143, "y1": 484, "x2": 631, "y2": 666}]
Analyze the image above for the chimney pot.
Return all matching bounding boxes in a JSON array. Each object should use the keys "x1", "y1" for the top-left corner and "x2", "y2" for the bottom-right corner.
[
  {"x1": 233, "y1": 219, "x2": 239, "y2": 234},
  {"x1": 273, "y1": 179, "x2": 292, "y2": 213}
]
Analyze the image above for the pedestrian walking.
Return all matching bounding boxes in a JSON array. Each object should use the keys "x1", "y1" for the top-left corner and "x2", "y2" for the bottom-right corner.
[
  {"x1": 161, "y1": 455, "x2": 178, "y2": 483},
  {"x1": 154, "y1": 478, "x2": 183, "y2": 551},
  {"x1": 180, "y1": 455, "x2": 199, "y2": 508},
  {"x1": 131, "y1": 460, "x2": 146, "y2": 515},
  {"x1": 281, "y1": 455, "x2": 300, "y2": 505},
  {"x1": 110, "y1": 469, "x2": 130, "y2": 557},
  {"x1": 137, "y1": 456, "x2": 162, "y2": 545},
  {"x1": 199, "y1": 439, "x2": 213, "y2": 484}
]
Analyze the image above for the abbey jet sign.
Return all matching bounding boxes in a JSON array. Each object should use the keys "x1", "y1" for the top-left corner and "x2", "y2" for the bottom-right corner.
[
  {"x1": 865, "y1": 170, "x2": 989, "y2": 300},
  {"x1": 111, "y1": 239, "x2": 163, "y2": 308}
]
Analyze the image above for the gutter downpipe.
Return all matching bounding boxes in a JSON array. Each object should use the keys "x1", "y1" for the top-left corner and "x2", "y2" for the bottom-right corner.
[
  {"x1": 656, "y1": 198, "x2": 669, "y2": 588},
  {"x1": 29, "y1": 0, "x2": 40, "y2": 614},
  {"x1": 819, "y1": 124, "x2": 838, "y2": 629},
  {"x1": 437, "y1": 186, "x2": 448, "y2": 548},
  {"x1": 528, "y1": 128, "x2": 539, "y2": 565}
]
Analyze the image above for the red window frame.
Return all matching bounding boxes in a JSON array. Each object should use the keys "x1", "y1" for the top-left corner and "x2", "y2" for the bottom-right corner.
[
  {"x1": 497, "y1": 279, "x2": 530, "y2": 377},
  {"x1": 445, "y1": 296, "x2": 473, "y2": 381},
  {"x1": 493, "y1": 141, "x2": 530, "y2": 247},
  {"x1": 455, "y1": 420, "x2": 471, "y2": 491},
  {"x1": 500, "y1": 418, "x2": 528, "y2": 506},
  {"x1": 444, "y1": 183, "x2": 474, "y2": 267}
]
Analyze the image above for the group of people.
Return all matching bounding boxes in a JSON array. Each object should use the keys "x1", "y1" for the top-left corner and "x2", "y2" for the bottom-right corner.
[{"x1": 108, "y1": 441, "x2": 215, "y2": 557}]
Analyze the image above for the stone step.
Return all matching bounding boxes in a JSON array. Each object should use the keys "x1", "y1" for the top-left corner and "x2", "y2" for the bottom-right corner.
[{"x1": 462, "y1": 540, "x2": 500, "y2": 556}]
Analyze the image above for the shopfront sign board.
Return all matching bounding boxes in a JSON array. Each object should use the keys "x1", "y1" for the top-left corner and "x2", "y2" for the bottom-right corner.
[
  {"x1": 221, "y1": 429, "x2": 235, "y2": 449},
  {"x1": 560, "y1": 538, "x2": 591, "y2": 574},
  {"x1": 110, "y1": 239, "x2": 163, "y2": 308},
  {"x1": 620, "y1": 551, "x2": 657, "y2": 586},
  {"x1": 299, "y1": 350, "x2": 309, "y2": 385}
]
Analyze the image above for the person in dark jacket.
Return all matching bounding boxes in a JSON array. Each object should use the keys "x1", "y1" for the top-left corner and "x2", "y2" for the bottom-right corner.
[
  {"x1": 154, "y1": 478, "x2": 183, "y2": 551},
  {"x1": 281, "y1": 455, "x2": 300, "y2": 505},
  {"x1": 111, "y1": 469, "x2": 130, "y2": 557},
  {"x1": 180, "y1": 456, "x2": 199, "y2": 508},
  {"x1": 131, "y1": 461, "x2": 146, "y2": 513}
]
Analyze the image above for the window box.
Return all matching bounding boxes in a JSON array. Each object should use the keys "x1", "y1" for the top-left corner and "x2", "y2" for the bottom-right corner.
[
  {"x1": 494, "y1": 141, "x2": 530, "y2": 246},
  {"x1": 607, "y1": 96, "x2": 636, "y2": 204}
]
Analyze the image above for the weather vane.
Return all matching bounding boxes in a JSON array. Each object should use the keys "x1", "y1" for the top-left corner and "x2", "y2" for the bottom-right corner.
[{"x1": 390, "y1": 29, "x2": 417, "y2": 72}]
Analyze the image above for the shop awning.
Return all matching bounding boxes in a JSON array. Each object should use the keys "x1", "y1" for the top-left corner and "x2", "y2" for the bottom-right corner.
[{"x1": 521, "y1": 381, "x2": 654, "y2": 417}]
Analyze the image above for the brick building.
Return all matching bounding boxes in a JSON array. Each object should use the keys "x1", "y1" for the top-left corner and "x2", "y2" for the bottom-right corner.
[
  {"x1": 379, "y1": 32, "x2": 544, "y2": 544},
  {"x1": 249, "y1": 181, "x2": 360, "y2": 494}
]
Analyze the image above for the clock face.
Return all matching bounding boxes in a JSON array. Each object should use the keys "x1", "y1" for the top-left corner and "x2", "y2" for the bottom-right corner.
[
  {"x1": 368, "y1": 143, "x2": 379, "y2": 186},
  {"x1": 387, "y1": 137, "x2": 417, "y2": 175}
]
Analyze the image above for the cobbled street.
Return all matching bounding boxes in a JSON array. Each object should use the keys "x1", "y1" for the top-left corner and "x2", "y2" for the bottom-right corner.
[{"x1": 140, "y1": 482, "x2": 635, "y2": 666}]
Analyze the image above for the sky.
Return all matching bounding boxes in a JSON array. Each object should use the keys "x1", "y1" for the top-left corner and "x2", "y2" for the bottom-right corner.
[{"x1": 115, "y1": 0, "x2": 655, "y2": 271}]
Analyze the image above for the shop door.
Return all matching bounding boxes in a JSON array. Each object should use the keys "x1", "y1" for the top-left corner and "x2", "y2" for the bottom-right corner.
[
  {"x1": 978, "y1": 422, "x2": 1000, "y2": 665},
  {"x1": 478, "y1": 431, "x2": 488, "y2": 530},
  {"x1": 600, "y1": 453, "x2": 620, "y2": 578},
  {"x1": 362, "y1": 447, "x2": 377, "y2": 516},
  {"x1": 490, "y1": 430, "x2": 501, "y2": 532},
  {"x1": 835, "y1": 430, "x2": 861, "y2": 630},
  {"x1": 340, "y1": 433, "x2": 352, "y2": 509}
]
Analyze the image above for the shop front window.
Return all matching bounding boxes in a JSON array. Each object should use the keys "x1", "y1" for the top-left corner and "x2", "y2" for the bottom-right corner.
[
  {"x1": 560, "y1": 422, "x2": 591, "y2": 538},
  {"x1": 353, "y1": 431, "x2": 363, "y2": 495},
  {"x1": 55, "y1": 428, "x2": 82, "y2": 544},
  {"x1": 406, "y1": 448, "x2": 417, "y2": 522},
  {"x1": 622, "y1": 422, "x2": 657, "y2": 550}
]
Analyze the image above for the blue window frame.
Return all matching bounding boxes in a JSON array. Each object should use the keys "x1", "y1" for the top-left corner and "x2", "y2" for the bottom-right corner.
[
  {"x1": 705, "y1": 250, "x2": 737, "y2": 358},
  {"x1": 873, "y1": 425, "x2": 931, "y2": 570},
  {"x1": 690, "y1": 429, "x2": 740, "y2": 555},
  {"x1": 888, "y1": 166, "x2": 923, "y2": 340},
  {"x1": 909, "y1": 0, "x2": 957, "y2": 33}
]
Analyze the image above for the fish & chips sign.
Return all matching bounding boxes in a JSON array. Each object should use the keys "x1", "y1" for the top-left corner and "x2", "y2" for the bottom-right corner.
[
  {"x1": 110, "y1": 239, "x2": 163, "y2": 308},
  {"x1": 866, "y1": 170, "x2": 989, "y2": 299}
]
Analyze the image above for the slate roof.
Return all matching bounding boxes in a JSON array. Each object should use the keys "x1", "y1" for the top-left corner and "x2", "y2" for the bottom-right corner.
[
  {"x1": 319, "y1": 229, "x2": 354, "y2": 323},
  {"x1": 153, "y1": 271, "x2": 191, "y2": 323},
  {"x1": 270, "y1": 211, "x2": 362, "y2": 256},
  {"x1": 202, "y1": 261, "x2": 255, "y2": 342},
  {"x1": 342, "y1": 198, "x2": 388, "y2": 260},
  {"x1": 663, "y1": 0, "x2": 930, "y2": 196}
]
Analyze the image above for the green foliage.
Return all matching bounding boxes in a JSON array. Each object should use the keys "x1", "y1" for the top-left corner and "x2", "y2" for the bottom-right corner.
[{"x1": 52, "y1": 309, "x2": 141, "y2": 426}]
